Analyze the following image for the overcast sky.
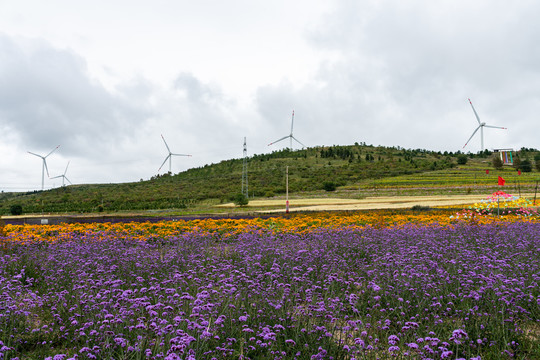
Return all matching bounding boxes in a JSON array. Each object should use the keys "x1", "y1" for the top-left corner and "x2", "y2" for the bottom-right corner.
[{"x1": 1, "y1": 0, "x2": 539, "y2": 192}]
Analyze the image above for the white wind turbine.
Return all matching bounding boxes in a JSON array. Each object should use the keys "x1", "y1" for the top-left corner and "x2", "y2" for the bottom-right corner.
[
  {"x1": 158, "y1": 134, "x2": 191, "y2": 173},
  {"x1": 268, "y1": 110, "x2": 306, "y2": 149},
  {"x1": 51, "y1": 161, "x2": 72, "y2": 187},
  {"x1": 463, "y1": 98, "x2": 507, "y2": 152},
  {"x1": 28, "y1": 145, "x2": 60, "y2": 190}
]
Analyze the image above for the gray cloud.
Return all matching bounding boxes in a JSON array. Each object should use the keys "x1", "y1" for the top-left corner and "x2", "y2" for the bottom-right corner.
[
  {"x1": 0, "y1": 34, "x2": 153, "y2": 157},
  {"x1": 257, "y1": 0, "x2": 540, "y2": 152},
  {"x1": 2, "y1": 1, "x2": 540, "y2": 191}
]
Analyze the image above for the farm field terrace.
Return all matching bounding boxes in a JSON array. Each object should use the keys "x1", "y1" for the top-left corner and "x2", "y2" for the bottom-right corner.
[{"x1": 1, "y1": 213, "x2": 539, "y2": 359}]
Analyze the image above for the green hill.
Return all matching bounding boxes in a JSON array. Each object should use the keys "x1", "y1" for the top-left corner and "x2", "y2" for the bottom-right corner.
[{"x1": 1, "y1": 144, "x2": 539, "y2": 215}]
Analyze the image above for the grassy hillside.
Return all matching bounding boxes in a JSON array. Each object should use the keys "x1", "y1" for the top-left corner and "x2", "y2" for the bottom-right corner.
[{"x1": 1, "y1": 145, "x2": 539, "y2": 215}]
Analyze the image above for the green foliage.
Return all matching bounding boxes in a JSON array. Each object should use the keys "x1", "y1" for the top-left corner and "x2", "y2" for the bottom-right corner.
[
  {"x1": 520, "y1": 159, "x2": 533, "y2": 173},
  {"x1": 411, "y1": 205, "x2": 432, "y2": 211},
  {"x1": 492, "y1": 155, "x2": 504, "y2": 170},
  {"x1": 322, "y1": 181, "x2": 337, "y2": 191},
  {"x1": 233, "y1": 193, "x2": 249, "y2": 206},
  {"x1": 457, "y1": 154, "x2": 468, "y2": 165},
  {"x1": 9, "y1": 204, "x2": 23, "y2": 215},
  {"x1": 534, "y1": 153, "x2": 540, "y2": 171}
]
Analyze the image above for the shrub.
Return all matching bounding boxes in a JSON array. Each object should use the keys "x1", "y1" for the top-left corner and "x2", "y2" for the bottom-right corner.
[
  {"x1": 457, "y1": 154, "x2": 468, "y2": 165},
  {"x1": 492, "y1": 155, "x2": 504, "y2": 170},
  {"x1": 520, "y1": 159, "x2": 532, "y2": 173},
  {"x1": 411, "y1": 205, "x2": 432, "y2": 211},
  {"x1": 323, "y1": 181, "x2": 337, "y2": 191},
  {"x1": 233, "y1": 193, "x2": 249, "y2": 206},
  {"x1": 10, "y1": 204, "x2": 23, "y2": 216}
]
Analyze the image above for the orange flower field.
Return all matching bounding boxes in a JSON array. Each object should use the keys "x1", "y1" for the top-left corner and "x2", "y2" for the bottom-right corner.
[{"x1": 2, "y1": 209, "x2": 539, "y2": 244}]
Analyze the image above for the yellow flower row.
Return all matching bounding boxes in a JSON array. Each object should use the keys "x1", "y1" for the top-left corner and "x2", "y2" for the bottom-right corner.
[{"x1": 2, "y1": 210, "x2": 539, "y2": 245}]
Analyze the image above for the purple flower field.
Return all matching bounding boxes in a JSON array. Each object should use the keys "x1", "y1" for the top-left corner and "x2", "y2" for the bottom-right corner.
[{"x1": 1, "y1": 222, "x2": 539, "y2": 359}]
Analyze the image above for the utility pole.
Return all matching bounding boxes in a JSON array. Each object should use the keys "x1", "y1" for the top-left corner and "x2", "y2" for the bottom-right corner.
[{"x1": 242, "y1": 137, "x2": 248, "y2": 198}]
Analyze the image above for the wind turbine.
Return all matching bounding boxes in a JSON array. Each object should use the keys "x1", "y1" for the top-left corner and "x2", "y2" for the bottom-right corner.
[
  {"x1": 268, "y1": 110, "x2": 306, "y2": 149},
  {"x1": 28, "y1": 145, "x2": 60, "y2": 190},
  {"x1": 51, "y1": 161, "x2": 72, "y2": 187},
  {"x1": 158, "y1": 134, "x2": 191, "y2": 173},
  {"x1": 463, "y1": 99, "x2": 507, "y2": 152}
]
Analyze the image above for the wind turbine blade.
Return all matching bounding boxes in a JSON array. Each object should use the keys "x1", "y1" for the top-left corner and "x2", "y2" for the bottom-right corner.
[
  {"x1": 171, "y1": 153, "x2": 191, "y2": 157},
  {"x1": 161, "y1": 134, "x2": 172, "y2": 153},
  {"x1": 291, "y1": 136, "x2": 306, "y2": 148},
  {"x1": 28, "y1": 151, "x2": 43, "y2": 158},
  {"x1": 483, "y1": 124, "x2": 507, "y2": 130},
  {"x1": 268, "y1": 135, "x2": 290, "y2": 146},
  {"x1": 65, "y1": 177, "x2": 72, "y2": 185},
  {"x1": 45, "y1": 145, "x2": 60, "y2": 158},
  {"x1": 290, "y1": 110, "x2": 295, "y2": 136},
  {"x1": 463, "y1": 125, "x2": 481, "y2": 148},
  {"x1": 64, "y1": 161, "x2": 70, "y2": 175},
  {"x1": 468, "y1": 99, "x2": 481, "y2": 125},
  {"x1": 158, "y1": 155, "x2": 170, "y2": 171},
  {"x1": 44, "y1": 159, "x2": 50, "y2": 177},
  {"x1": 50, "y1": 175, "x2": 62, "y2": 179}
]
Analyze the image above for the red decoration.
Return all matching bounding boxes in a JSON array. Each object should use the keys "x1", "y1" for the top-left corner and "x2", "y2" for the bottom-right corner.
[{"x1": 498, "y1": 176, "x2": 505, "y2": 186}]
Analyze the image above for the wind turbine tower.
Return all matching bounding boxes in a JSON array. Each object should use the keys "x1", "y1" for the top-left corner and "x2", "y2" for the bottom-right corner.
[
  {"x1": 268, "y1": 110, "x2": 306, "y2": 149},
  {"x1": 463, "y1": 99, "x2": 507, "y2": 152},
  {"x1": 28, "y1": 145, "x2": 60, "y2": 190},
  {"x1": 242, "y1": 137, "x2": 248, "y2": 198},
  {"x1": 51, "y1": 161, "x2": 72, "y2": 187},
  {"x1": 158, "y1": 134, "x2": 192, "y2": 173}
]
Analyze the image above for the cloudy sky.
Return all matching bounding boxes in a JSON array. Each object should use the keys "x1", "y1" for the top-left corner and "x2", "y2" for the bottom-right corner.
[{"x1": 1, "y1": 0, "x2": 539, "y2": 191}]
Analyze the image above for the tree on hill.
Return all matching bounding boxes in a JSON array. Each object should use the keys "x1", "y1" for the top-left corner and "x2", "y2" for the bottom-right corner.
[
  {"x1": 520, "y1": 159, "x2": 532, "y2": 173},
  {"x1": 535, "y1": 153, "x2": 540, "y2": 171},
  {"x1": 492, "y1": 155, "x2": 503, "y2": 170},
  {"x1": 457, "y1": 154, "x2": 468, "y2": 165},
  {"x1": 10, "y1": 204, "x2": 23, "y2": 215},
  {"x1": 323, "y1": 181, "x2": 337, "y2": 191},
  {"x1": 233, "y1": 193, "x2": 249, "y2": 206}
]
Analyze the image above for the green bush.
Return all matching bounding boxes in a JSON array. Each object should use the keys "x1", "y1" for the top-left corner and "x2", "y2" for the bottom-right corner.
[
  {"x1": 323, "y1": 181, "x2": 337, "y2": 191},
  {"x1": 233, "y1": 193, "x2": 249, "y2": 206},
  {"x1": 520, "y1": 159, "x2": 532, "y2": 173},
  {"x1": 10, "y1": 204, "x2": 23, "y2": 216},
  {"x1": 411, "y1": 205, "x2": 432, "y2": 211},
  {"x1": 492, "y1": 155, "x2": 503, "y2": 170},
  {"x1": 457, "y1": 154, "x2": 468, "y2": 165}
]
